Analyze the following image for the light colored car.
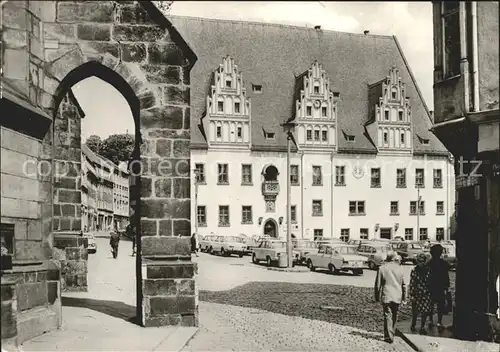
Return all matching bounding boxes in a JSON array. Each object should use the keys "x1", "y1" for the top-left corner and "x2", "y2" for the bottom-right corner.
[
  {"x1": 199, "y1": 234, "x2": 218, "y2": 253},
  {"x1": 83, "y1": 233, "x2": 97, "y2": 254},
  {"x1": 357, "y1": 242, "x2": 391, "y2": 269},
  {"x1": 238, "y1": 234, "x2": 255, "y2": 255},
  {"x1": 252, "y1": 240, "x2": 296, "y2": 266},
  {"x1": 305, "y1": 244, "x2": 368, "y2": 275},
  {"x1": 347, "y1": 239, "x2": 362, "y2": 247},
  {"x1": 293, "y1": 239, "x2": 316, "y2": 264},
  {"x1": 211, "y1": 235, "x2": 246, "y2": 257},
  {"x1": 393, "y1": 241, "x2": 425, "y2": 265}
]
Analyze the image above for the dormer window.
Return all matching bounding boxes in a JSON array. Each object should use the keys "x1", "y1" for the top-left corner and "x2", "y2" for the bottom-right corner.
[
  {"x1": 314, "y1": 84, "x2": 320, "y2": 94},
  {"x1": 234, "y1": 102, "x2": 240, "y2": 113},
  {"x1": 237, "y1": 127, "x2": 242, "y2": 138},
  {"x1": 333, "y1": 92, "x2": 340, "y2": 98},
  {"x1": 216, "y1": 126, "x2": 222, "y2": 138},
  {"x1": 225, "y1": 80, "x2": 232, "y2": 88},
  {"x1": 252, "y1": 84, "x2": 262, "y2": 93},
  {"x1": 321, "y1": 107, "x2": 327, "y2": 117},
  {"x1": 398, "y1": 111, "x2": 403, "y2": 121},
  {"x1": 422, "y1": 139, "x2": 429, "y2": 145},
  {"x1": 384, "y1": 110, "x2": 389, "y2": 120},
  {"x1": 346, "y1": 135, "x2": 355, "y2": 142},
  {"x1": 383, "y1": 132, "x2": 388, "y2": 143},
  {"x1": 217, "y1": 101, "x2": 224, "y2": 112},
  {"x1": 391, "y1": 89, "x2": 397, "y2": 99},
  {"x1": 306, "y1": 106, "x2": 312, "y2": 116},
  {"x1": 264, "y1": 131, "x2": 275, "y2": 140}
]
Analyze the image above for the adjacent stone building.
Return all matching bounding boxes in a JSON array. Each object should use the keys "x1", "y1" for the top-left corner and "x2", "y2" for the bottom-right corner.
[
  {"x1": 170, "y1": 17, "x2": 455, "y2": 242},
  {"x1": 430, "y1": 1, "x2": 499, "y2": 342},
  {"x1": 1, "y1": 0, "x2": 197, "y2": 348}
]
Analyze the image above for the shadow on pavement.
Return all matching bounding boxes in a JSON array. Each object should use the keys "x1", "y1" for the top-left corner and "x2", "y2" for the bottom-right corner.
[
  {"x1": 62, "y1": 296, "x2": 140, "y2": 326},
  {"x1": 348, "y1": 330, "x2": 385, "y2": 341}
]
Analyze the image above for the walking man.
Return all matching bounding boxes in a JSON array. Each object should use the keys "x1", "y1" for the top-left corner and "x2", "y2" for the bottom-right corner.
[
  {"x1": 110, "y1": 230, "x2": 121, "y2": 259},
  {"x1": 375, "y1": 251, "x2": 407, "y2": 343},
  {"x1": 427, "y1": 244, "x2": 450, "y2": 331},
  {"x1": 191, "y1": 233, "x2": 199, "y2": 257}
]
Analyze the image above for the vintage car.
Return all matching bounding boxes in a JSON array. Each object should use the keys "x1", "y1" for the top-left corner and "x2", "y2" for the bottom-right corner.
[
  {"x1": 199, "y1": 234, "x2": 218, "y2": 253},
  {"x1": 293, "y1": 239, "x2": 316, "y2": 264},
  {"x1": 393, "y1": 241, "x2": 425, "y2": 265},
  {"x1": 305, "y1": 244, "x2": 368, "y2": 275},
  {"x1": 252, "y1": 240, "x2": 297, "y2": 266},
  {"x1": 357, "y1": 242, "x2": 391, "y2": 269},
  {"x1": 83, "y1": 233, "x2": 97, "y2": 254},
  {"x1": 238, "y1": 234, "x2": 256, "y2": 255},
  {"x1": 347, "y1": 239, "x2": 362, "y2": 247},
  {"x1": 211, "y1": 235, "x2": 247, "y2": 257},
  {"x1": 315, "y1": 238, "x2": 344, "y2": 248}
]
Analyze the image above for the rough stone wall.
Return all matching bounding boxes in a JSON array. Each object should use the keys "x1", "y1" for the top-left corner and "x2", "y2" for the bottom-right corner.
[{"x1": 1, "y1": 278, "x2": 17, "y2": 349}]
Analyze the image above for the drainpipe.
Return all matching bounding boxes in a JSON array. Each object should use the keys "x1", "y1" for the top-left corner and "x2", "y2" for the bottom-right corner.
[
  {"x1": 300, "y1": 151, "x2": 305, "y2": 239},
  {"x1": 446, "y1": 155, "x2": 450, "y2": 240},
  {"x1": 459, "y1": 2, "x2": 470, "y2": 113},
  {"x1": 330, "y1": 152, "x2": 334, "y2": 238},
  {"x1": 471, "y1": 2, "x2": 480, "y2": 112}
]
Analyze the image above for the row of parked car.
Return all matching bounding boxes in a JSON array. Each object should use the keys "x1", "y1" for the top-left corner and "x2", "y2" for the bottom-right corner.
[{"x1": 197, "y1": 234, "x2": 457, "y2": 275}]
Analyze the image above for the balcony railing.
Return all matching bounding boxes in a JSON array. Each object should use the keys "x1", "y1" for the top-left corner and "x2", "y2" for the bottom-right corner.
[{"x1": 262, "y1": 181, "x2": 280, "y2": 196}]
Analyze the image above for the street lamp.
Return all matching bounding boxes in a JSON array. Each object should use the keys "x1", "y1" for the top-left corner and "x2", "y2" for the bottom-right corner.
[{"x1": 281, "y1": 120, "x2": 296, "y2": 268}]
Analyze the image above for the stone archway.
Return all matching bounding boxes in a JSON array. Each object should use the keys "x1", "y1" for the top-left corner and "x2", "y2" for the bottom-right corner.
[
  {"x1": 263, "y1": 218, "x2": 278, "y2": 238},
  {"x1": 7, "y1": 0, "x2": 197, "y2": 328}
]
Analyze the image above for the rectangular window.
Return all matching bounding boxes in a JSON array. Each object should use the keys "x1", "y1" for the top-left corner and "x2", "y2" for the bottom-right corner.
[
  {"x1": 237, "y1": 127, "x2": 242, "y2": 138},
  {"x1": 335, "y1": 166, "x2": 345, "y2": 186},
  {"x1": 396, "y1": 168, "x2": 406, "y2": 188},
  {"x1": 234, "y1": 102, "x2": 240, "y2": 113},
  {"x1": 442, "y1": 2, "x2": 461, "y2": 78},
  {"x1": 399, "y1": 111, "x2": 403, "y2": 121},
  {"x1": 410, "y1": 201, "x2": 417, "y2": 215},
  {"x1": 312, "y1": 200, "x2": 323, "y2": 216},
  {"x1": 218, "y1": 206, "x2": 230, "y2": 227},
  {"x1": 291, "y1": 205, "x2": 297, "y2": 223},
  {"x1": 436, "y1": 228, "x2": 445, "y2": 241},
  {"x1": 217, "y1": 101, "x2": 224, "y2": 112},
  {"x1": 242, "y1": 206, "x2": 252, "y2": 224},
  {"x1": 404, "y1": 228, "x2": 414, "y2": 241},
  {"x1": 390, "y1": 201, "x2": 399, "y2": 215},
  {"x1": 340, "y1": 229, "x2": 350, "y2": 242},
  {"x1": 216, "y1": 126, "x2": 222, "y2": 138},
  {"x1": 383, "y1": 132, "x2": 388, "y2": 143},
  {"x1": 307, "y1": 106, "x2": 312, "y2": 116},
  {"x1": 225, "y1": 80, "x2": 232, "y2": 88},
  {"x1": 400, "y1": 133, "x2": 405, "y2": 144},
  {"x1": 241, "y1": 164, "x2": 252, "y2": 185},
  {"x1": 436, "y1": 201, "x2": 444, "y2": 214},
  {"x1": 415, "y1": 168, "x2": 425, "y2": 187},
  {"x1": 349, "y1": 201, "x2": 365, "y2": 215},
  {"x1": 306, "y1": 130, "x2": 312, "y2": 141},
  {"x1": 312, "y1": 166, "x2": 322, "y2": 185},
  {"x1": 252, "y1": 84, "x2": 262, "y2": 93},
  {"x1": 419, "y1": 201, "x2": 425, "y2": 215},
  {"x1": 313, "y1": 229, "x2": 323, "y2": 241},
  {"x1": 197, "y1": 206, "x2": 206, "y2": 226},
  {"x1": 194, "y1": 163, "x2": 205, "y2": 183},
  {"x1": 360, "y1": 228, "x2": 369, "y2": 240},
  {"x1": 217, "y1": 164, "x2": 229, "y2": 184},
  {"x1": 433, "y1": 169, "x2": 443, "y2": 188},
  {"x1": 321, "y1": 107, "x2": 327, "y2": 117},
  {"x1": 419, "y1": 228, "x2": 428, "y2": 241},
  {"x1": 384, "y1": 110, "x2": 389, "y2": 120},
  {"x1": 314, "y1": 130, "x2": 320, "y2": 141},
  {"x1": 321, "y1": 130, "x2": 328, "y2": 142},
  {"x1": 392, "y1": 90, "x2": 397, "y2": 99},
  {"x1": 290, "y1": 165, "x2": 299, "y2": 185},
  {"x1": 371, "y1": 168, "x2": 381, "y2": 187},
  {"x1": 314, "y1": 85, "x2": 320, "y2": 94}
]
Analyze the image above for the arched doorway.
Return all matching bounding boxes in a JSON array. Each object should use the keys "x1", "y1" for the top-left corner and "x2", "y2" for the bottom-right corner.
[{"x1": 263, "y1": 219, "x2": 278, "y2": 237}]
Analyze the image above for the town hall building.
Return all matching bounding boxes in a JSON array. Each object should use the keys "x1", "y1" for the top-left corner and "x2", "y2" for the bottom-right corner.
[{"x1": 171, "y1": 16, "x2": 455, "y2": 242}]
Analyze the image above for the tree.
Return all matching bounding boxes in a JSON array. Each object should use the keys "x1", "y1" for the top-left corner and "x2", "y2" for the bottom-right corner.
[
  {"x1": 99, "y1": 134, "x2": 135, "y2": 165},
  {"x1": 154, "y1": 1, "x2": 174, "y2": 15},
  {"x1": 85, "y1": 135, "x2": 102, "y2": 154}
]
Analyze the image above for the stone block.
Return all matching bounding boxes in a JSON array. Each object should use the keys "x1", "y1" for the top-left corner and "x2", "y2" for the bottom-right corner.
[
  {"x1": 184, "y1": 108, "x2": 190, "y2": 129},
  {"x1": 24, "y1": 272, "x2": 37, "y2": 283},
  {"x1": 3, "y1": 28, "x2": 27, "y2": 48},
  {"x1": 163, "y1": 86, "x2": 190, "y2": 106},
  {"x1": 15, "y1": 240, "x2": 44, "y2": 261},
  {"x1": 141, "y1": 158, "x2": 190, "y2": 177},
  {"x1": 57, "y1": 189, "x2": 80, "y2": 203},
  {"x1": 155, "y1": 139, "x2": 171, "y2": 157},
  {"x1": 138, "y1": 89, "x2": 157, "y2": 110},
  {"x1": 120, "y1": 43, "x2": 146, "y2": 63},
  {"x1": 143, "y1": 279, "x2": 177, "y2": 296},
  {"x1": 148, "y1": 129, "x2": 190, "y2": 139},
  {"x1": 180, "y1": 314, "x2": 197, "y2": 327},
  {"x1": 47, "y1": 281, "x2": 59, "y2": 305},
  {"x1": 173, "y1": 220, "x2": 191, "y2": 237},
  {"x1": 177, "y1": 280, "x2": 195, "y2": 295},
  {"x1": 146, "y1": 262, "x2": 195, "y2": 279},
  {"x1": 27, "y1": 220, "x2": 42, "y2": 241},
  {"x1": 141, "y1": 65, "x2": 181, "y2": 85},
  {"x1": 140, "y1": 177, "x2": 152, "y2": 197},
  {"x1": 158, "y1": 220, "x2": 172, "y2": 236},
  {"x1": 57, "y1": 2, "x2": 114, "y2": 23},
  {"x1": 4, "y1": 48, "x2": 28, "y2": 81},
  {"x1": 141, "y1": 106, "x2": 184, "y2": 129},
  {"x1": 17, "y1": 305, "x2": 58, "y2": 344},
  {"x1": 148, "y1": 296, "x2": 195, "y2": 315},
  {"x1": 119, "y1": 4, "x2": 154, "y2": 24},
  {"x1": 154, "y1": 178, "x2": 172, "y2": 198},
  {"x1": 148, "y1": 43, "x2": 185, "y2": 66},
  {"x1": 65, "y1": 247, "x2": 87, "y2": 261},
  {"x1": 60, "y1": 204, "x2": 76, "y2": 217},
  {"x1": 17, "y1": 282, "x2": 48, "y2": 311},
  {"x1": 140, "y1": 219, "x2": 157, "y2": 237},
  {"x1": 61, "y1": 260, "x2": 87, "y2": 276},
  {"x1": 79, "y1": 41, "x2": 120, "y2": 59},
  {"x1": 36, "y1": 271, "x2": 47, "y2": 282},
  {"x1": 59, "y1": 218, "x2": 71, "y2": 231},
  {"x1": 143, "y1": 314, "x2": 181, "y2": 327},
  {"x1": 172, "y1": 177, "x2": 190, "y2": 198},
  {"x1": 76, "y1": 24, "x2": 111, "y2": 41},
  {"x1": 2, "y1": 3, "x2": 27, "y2": 30},
  {"x1": 181, "y1": 66, "x2": 190, "y2": 85},
  {"x1": 141, "y1": 236, "x2": 191, "y2": 257},
  {"x1": 141, "y1": 199, "x2": 190, "y2": 219},
  {"x1": 1, "y1": 284, "x2": 14, "y2": 302},
  {"x1": 172, "y1": 140, "x2": 190, "y2": 158},
  {"x1": 43, "y1": 23, "x2": 76, "y2": 43},
  {"x1": 53, "y1": 235, "x2": 86, "y2": 249},
  {"x1": 1, "y1": 301, "x2": 17, "y2": 339},
  {"x1": 113, "y1": 24, "x2": 169, "y2": 42}
]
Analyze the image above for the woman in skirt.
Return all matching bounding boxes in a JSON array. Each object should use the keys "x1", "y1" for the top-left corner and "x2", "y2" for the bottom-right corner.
[{"x1": 409, "y1": 253, "x2": 432, "y2": 334}]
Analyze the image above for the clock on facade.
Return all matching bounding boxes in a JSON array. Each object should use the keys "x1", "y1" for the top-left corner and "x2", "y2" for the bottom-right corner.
[{"x1": 313, "y1": 100, "x2": 321, "y2": 108}]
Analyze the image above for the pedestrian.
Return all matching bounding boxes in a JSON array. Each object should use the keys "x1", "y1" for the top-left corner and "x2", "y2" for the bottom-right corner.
[
  {"x1": 126, "y1": 223, "x2": 135, "y2": 256},
  {"x1": 409, "y1": 252, "x2": 432, "y2": 334},
  {"x1": 191, "y1": 233, "x2": 199, "y2": 257},
  {"x1": 427, "y1": 244, "x2": 450, "y2": 332},
  {"x1": 374, "y1": 250, "x2": 407, "y2": 343},
  {"x1": 109, "y1": 230, "x2": 121, "y2": 259}
]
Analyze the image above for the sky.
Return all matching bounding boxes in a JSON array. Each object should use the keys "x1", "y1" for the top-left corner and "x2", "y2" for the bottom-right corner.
[{"x1": 74, "y1": 1, "x2": 434, "y2": 142}]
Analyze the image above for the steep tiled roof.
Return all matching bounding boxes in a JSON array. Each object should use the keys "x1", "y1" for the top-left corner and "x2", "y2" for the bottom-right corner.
[{"x1": 170, "y1": 16, "x2": 448, "y2": 155}]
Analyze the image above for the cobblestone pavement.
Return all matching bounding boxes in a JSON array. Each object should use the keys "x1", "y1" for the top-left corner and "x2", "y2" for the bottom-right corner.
[{"x1": 182, "y1": 302, "x2": 415, "y2": 352}]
